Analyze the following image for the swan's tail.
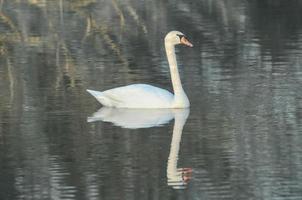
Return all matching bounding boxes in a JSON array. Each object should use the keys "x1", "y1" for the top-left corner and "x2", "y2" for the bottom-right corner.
[
  {"x1": 87, "y1": 89, "x2": 115, "y2": 107},
  {"x1": 87, "y1": 89, "x2": 103, "y2": 98},
  {"x1": 86, "y1": 90, "x2": 121, "y2": 107}
]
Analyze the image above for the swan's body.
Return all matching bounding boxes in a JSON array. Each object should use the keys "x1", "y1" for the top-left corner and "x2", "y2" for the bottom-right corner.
[
  {"x1": 87, "y1": 31, "x2": 193, "y2": 108},
  {"x1": 87, "y1": 84, "x2": 173, "y2": 108}
]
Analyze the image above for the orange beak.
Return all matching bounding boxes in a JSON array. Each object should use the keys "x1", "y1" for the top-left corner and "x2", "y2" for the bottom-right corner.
[{"x1": 180, "y1": 37, "x2": 193, "y2": 47}]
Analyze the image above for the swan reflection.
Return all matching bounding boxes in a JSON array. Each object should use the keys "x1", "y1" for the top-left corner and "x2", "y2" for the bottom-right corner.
[
  {"x1": 87, "y1": 107, "x2": 175, "y2": 129},
  {"x1": 166, "y1": 108, "x2": 192, "y2": 189},
  {"x1": 87, "y1": 108, "x2": 192, "y2": 189}
]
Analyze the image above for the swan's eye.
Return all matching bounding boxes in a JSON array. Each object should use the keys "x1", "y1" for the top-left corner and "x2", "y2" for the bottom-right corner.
[{"x1": 177, "y1": 34, "x2": 185, "y2": 41}]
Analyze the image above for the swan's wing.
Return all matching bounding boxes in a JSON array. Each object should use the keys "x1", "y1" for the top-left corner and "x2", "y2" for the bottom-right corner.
[{"x1": 102, "y1": 84, "x2": 174, "y2": 108}]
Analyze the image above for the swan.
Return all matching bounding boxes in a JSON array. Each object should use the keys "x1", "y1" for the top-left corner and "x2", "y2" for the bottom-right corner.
[{"x1": 87, "y1": 31, "x2": 193, "y2": 108}]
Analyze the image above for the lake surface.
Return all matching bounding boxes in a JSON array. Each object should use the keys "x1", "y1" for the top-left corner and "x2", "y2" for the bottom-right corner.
[{"x1": 1, "y1": 0, "x2": 302, "y2": 199}]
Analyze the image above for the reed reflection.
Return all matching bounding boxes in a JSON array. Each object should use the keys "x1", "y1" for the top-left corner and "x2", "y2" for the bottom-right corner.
[{"x1": 88, "y1": 108, "x2": 192, "y2": 189}]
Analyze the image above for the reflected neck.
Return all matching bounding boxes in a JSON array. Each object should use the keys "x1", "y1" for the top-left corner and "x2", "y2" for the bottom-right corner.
[
  {"x1": 167, "y1": 109, "x2": 190, "y2": 186},
  {"x1": 167, "y1": 111, "x2": 187, "y2": 171}
]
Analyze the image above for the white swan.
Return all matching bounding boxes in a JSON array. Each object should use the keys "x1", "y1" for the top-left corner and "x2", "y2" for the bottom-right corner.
[{"x1": 87, "y1": 31, "x2": 193, "y2": 108}]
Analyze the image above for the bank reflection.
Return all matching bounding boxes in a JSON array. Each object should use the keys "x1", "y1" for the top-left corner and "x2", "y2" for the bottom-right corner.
[{"x1": 88, "y1": 108, "x2": 191, "y2": 189}]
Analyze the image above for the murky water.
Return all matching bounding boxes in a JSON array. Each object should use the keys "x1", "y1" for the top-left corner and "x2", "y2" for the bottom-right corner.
[{"x1": 1, "y1": 0, "x2": 302, "y2": 199}]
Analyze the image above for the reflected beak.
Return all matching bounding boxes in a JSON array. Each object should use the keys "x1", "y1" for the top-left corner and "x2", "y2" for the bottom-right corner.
[{"x1": 180, "y1": 37, "x2": 193, "y2": 47}]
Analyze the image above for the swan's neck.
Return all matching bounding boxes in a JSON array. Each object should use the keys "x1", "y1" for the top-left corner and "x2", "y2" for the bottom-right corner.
[
  {"x1": 165, "y1": 42, "x2": 189, "y2": 107},
  {"x1": 165, "y1": 42, "x2": 184, "y2": 94}
]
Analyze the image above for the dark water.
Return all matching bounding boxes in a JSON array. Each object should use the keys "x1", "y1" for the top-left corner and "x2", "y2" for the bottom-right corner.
[{"x1": 1, "y1": 0, "x2": 302, "y2": 199}]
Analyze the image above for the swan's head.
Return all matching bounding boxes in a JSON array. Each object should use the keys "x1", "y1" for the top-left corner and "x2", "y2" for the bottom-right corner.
[{"x1": 165, "y1": 31, "x2": 193, "y2": 47}]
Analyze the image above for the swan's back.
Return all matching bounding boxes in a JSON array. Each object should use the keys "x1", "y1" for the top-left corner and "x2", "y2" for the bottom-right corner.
[{"x1": 88, "y1": 84, "x2": 174, "y2": 108}]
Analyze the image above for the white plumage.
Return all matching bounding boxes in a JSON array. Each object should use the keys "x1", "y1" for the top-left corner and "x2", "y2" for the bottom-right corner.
[
  {"x1": 87, "y1": 84, "x2": 173, "y2": 108},
  {"x1": 87, "y1": 31, "x2": 193, "y2": 108}
]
